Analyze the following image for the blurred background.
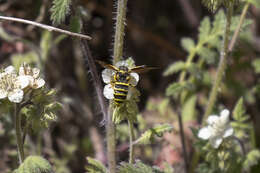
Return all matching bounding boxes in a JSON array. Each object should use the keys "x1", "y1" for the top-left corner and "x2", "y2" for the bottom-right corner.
[{"x1": 0, "y1": 0, "x2": 260, "y2": 172}]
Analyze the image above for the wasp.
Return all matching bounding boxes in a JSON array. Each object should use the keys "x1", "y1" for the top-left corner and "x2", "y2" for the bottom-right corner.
[{"x1": 97, "y1": 60, "x2": 155, "y2": 105}]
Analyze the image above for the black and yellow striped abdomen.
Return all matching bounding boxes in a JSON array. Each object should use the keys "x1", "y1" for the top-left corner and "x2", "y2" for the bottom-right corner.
[{"x1": 113, "y1": 82, "x2": 129, "y2": 104}]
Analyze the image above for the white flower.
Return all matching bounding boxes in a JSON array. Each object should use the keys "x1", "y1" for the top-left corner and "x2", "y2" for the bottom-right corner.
[
  {"x1": 102, "y1": 60, "x2": 139, "y2": 100},
  {"x1": 19, "y1": 63, "x2": 45, "y2": 89},
  {"x1": 198, "y1": 109, "x2": 234, "y2": 148},
  {"x1": 0, "y1": 66, "x2": 29, "y2": 103}
]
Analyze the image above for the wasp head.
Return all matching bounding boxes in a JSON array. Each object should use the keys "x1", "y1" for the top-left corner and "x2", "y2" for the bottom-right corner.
[{"x1": 116, "y1": 66, "x2": 130, "y2": 82}]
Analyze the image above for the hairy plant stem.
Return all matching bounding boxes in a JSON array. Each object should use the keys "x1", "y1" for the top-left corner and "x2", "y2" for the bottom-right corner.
[
  {"x1": 15, "y1": 104, "x2": 24, "y2": 164},
  {"x1": 107, "y1": 107, "x2": 116, "y2": 173},
  {"x1": 128, "y1": 120, "x2": 135, "y2": 164},
  {"x1": 105, "y1": 0, "x2": 129, "y2": 172},
  {"x1": 113, "y1": 0, "x2": 128, "y2": 64},
  {"x1": 203, "y1": 3, "x2": 233, "y2": 123}
]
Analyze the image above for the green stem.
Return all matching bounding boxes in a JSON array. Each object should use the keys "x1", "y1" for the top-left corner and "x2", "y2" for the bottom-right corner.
[
  {"x1": 179, "y1": 50, "x2": 196, "y2": 83},
  {"x1": 128, "y1": 120, "x2": 135, "y2": 164},
  {"x1": 203, "y1": 3, "x2": 233, "y2": 122},
  {"x1": 15, "y1": 104, "x2": 25, "y2": 164},
  {"x1": 106, "y1": 108, "x2": 116, "y2": 173},
  {"x1": 107, "y1": 0, "x2": 129, "y2": 172},
  {"x1": 113, "y1": 0, "x2": 128, "y2": 64}
]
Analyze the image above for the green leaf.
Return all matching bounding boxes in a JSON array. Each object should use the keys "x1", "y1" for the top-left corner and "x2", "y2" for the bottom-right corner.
[
  {"x1": 118, "y1": 160, "x2": 164, "y2": 173},
  {"x1": 50, "y1": 0, "x2": 71, "y2": 25},
  {"x1": 232, "y1": 98, "x2": 247, "y2": 122},
  {"x1": 232, "y1": 97, "x2": 251, "y2": 138},
  {"x1": 14, "y1": 156, "x2": 53, "y2": 173},
  {"x1": 181, "y1": 38, "x2": 195, "y2": 53},
  {"x1": 198, "y1": 17, "x2": 211, "y2": 42},
  {"x1": 166, "y1": 82, "x2": 192, "y2": 97},
  {"x1": 134, "y1": 124, "x2": 173, "y2": 145},
  {"x1": 163, "y1": 61, "x2": 186, "y2": 76},
  {"x1": 243, "y1": 149, "x2": 260, "y2": 171},
  {"x1": 85, "y1": 157, "x2": 108, "y2": 173},
  {"x1": 182, "y1": 95, "x2": 197, "y2": 122},
  {"x1": 252, "y1": 59, "x2": 260, "y2": 74}
]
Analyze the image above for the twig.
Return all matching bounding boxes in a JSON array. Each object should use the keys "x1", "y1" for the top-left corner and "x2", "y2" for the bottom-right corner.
[
  {"x1": 80, "y1": 39, "x2": 108, "y2": 123},
  {"x1": 228, "y1": 3, "x2": 250, "y2": 52},
  {"x1": 0, "y1": 15, "x2": 92, "y2": 40},
  {"x1": 26, "y1": 0, "x2": 47, "y2": 32}
]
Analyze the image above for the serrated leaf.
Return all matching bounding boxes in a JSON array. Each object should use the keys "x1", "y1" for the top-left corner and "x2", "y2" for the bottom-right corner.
[
  {"x1": 50, "y1": 0, "x2": 71, "y2": 25},
  {"x1": 181, "y1": 38, "x2": 195, "y2": 53},
  {"x1": 166, "y1": 82, "x2": 192, "y2": 97},
  {"x1": 14, "y1": 156, "x2": 53, "y2": 173},
  {"x1": 118, "y1": 160, "x2": 164, "y2": 173},
  {"x1": 243, "y1": 149, "x2": 260, "y2": 171},
  {"x1": 232, "y1": 98, "x2": 247, "y2": 122},
  {"x1": 134, "y1": 124, "x2": 173, "y2": 145},
  {"x1": 182, "y1": 95, "x2": 197, "y2": 122},
  {"x1": 163, "y1": 61, "x2": 186, "y2": 76},
  {"x1": 199, "y1": 17, "x2": 210, "y2": 41},
  {"x1": 85, "y1": 157, "x2": 107, "y2": 173}
]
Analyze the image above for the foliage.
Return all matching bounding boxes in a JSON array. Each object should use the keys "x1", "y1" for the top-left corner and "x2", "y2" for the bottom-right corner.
[
  {"x1": 21, "y1": 88, "x2": 61, "y2": 133},
  {"x1": 50, "y1": 0, "x2": 71, "y2": 25},
  {"x1": 231, "y1": 98, "x2": 251, "y2": 139},
  {"x1": 201, "y1": 0, "x2": 239, "y2": 12},
  {"x1": 134, "y1": 124, "x2": 173, "y2": 145},
  {"x1": 85, "y1": 157, "x2": 108, "y2": 173},
  {"x1": 118, "y1": 160, "x2": 173, "y2": 173},
  {"x1": 243, "y1": 149, "x2": 260, "y2": 171},
  {"x1": 13, "y1": 156, "x2": 53, "y2": 173}
]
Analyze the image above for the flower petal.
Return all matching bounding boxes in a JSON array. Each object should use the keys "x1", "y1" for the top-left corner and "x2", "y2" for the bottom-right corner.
[
  {"x1": 115, "y1": 60, "x2": 128, "y2": 68},
  {"x1": 4, "y1": 66, "x2": 16, "y2": 74},
  {"x1": 129, "y1": 73, "x2": 139, "y2": 86},
  {"x1": 220, "y1": 109, "x2": 230, "y2": 122},
  {"x1": 210, "y1": 137, "x2": 223, "y2": 148},
  {"x1": 32, "y1": 68, "x2": 40, "y2": 78},
  {"x1": 33, "y1": 78, "x2": 45, "y2": 89},
  {"x1": 103, "y1": 84, "x2": 114, "y2": 99},
  {"x1": 198, "y1": 127, "x2": 211, "y2": 140},
  {"x1": 223, "y1": 126, "x2": 234, "y2": 138},
  {"x1": 0, "y1": 89, "x2": 8, "y2": 99},
  {"x1": 207, "y1": 115, "x2": 219, "y2": 125},
  {"x1": 102, "y1": 69, "x2": 114, "y2": 84},
  {"x1": 16, "y1": 75, "x2": 30, "y2": 89},
  {"x1": 19, "y1": 66, "x2": 26, "y2": 76},
  {"x1": 8, "y1": 89, "x2": 24, "y2": 103}
]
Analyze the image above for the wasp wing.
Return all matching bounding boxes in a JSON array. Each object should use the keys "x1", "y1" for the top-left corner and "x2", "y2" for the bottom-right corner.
[
  {"x1": 130, "y1": 65, "x2": 158, "y2": 73},
  {"x1": 96, "y1": 60, "x2": 119, "y2": 71}
]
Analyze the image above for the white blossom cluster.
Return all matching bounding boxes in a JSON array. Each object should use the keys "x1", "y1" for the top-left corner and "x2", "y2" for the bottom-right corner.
[
  {"x1": 0, "y1": 63, "x2": 45, "y2": 103},
  {"x1": 198, "y1": 109, "x2": 234, "y2": 148}
]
